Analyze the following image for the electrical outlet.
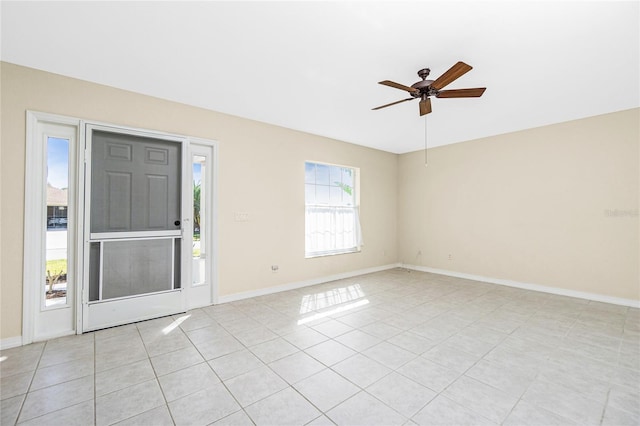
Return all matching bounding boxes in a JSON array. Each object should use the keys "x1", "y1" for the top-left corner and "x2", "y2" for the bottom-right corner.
[{"x1": 271, "y1": 265, "x2": 279, "y2": 273}]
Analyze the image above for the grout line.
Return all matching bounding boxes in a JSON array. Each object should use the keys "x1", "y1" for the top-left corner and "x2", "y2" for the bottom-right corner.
[
  {"x1": 151, "y1": 346, "x2": 177, "y2": 425},
  {"x1": 12, "y1": 341, "x2": 46, "y2": 424},
  {"x1": 599, "y1": 388, "x2": 612, "y2": 426},
  {"x1": 181, "y1": 316, "x2": 256, "y2": 424}
]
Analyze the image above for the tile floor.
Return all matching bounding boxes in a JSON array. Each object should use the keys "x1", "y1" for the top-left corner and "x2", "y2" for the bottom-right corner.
[{"x1": 1, "y1": 268, "x2": 639, "y2": 425}]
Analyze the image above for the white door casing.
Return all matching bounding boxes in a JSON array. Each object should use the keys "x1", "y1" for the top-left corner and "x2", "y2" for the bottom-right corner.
[
  {"x1": 187, "y1": 142, "x2": 218, "y2": 309},
  {"x1": 23, "y1": 112, "x2": 80, "y2": 343}
]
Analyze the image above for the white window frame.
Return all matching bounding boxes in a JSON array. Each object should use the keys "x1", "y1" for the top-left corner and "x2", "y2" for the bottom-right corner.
[
  {"x1": 23, "y1": 111, "x2": 82, "y2": 344},
  {"x1": 304, "y1": 161, "x2": 361, "y2": 258},
  {"x1": 186, "y1": 139, "x2": 219, "y2": 308}
]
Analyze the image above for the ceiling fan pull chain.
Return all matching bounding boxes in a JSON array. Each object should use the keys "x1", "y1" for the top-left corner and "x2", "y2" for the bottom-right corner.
[{"x1": 424, "y1": 115, "x2": 428, "y2": 166}]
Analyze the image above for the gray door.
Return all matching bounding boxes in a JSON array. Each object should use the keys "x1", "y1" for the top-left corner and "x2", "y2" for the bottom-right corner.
[
  {"x1": 90, "y1": 130, "x2": 181, "y2": 233},
  {"x1": 88, "y1": 130, "x2": 182, "y2": 303}
]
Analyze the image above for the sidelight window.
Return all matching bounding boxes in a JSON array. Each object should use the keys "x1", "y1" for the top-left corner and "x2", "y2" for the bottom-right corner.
[{"x1": 45, "y1": 137, "x2": 70, "y2": 307}]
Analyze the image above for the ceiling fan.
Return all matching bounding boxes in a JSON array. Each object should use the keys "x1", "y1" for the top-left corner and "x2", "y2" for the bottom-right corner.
[{"x1": 372, "y1": 61, "x2": 486, "y2": 116}]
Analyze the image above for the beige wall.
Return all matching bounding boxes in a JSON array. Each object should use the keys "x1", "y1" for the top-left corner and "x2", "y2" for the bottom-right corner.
[
  {"x1": 398, "y1": 109, "x2": 639, "y2": 300},
  {"x1": 0, "y1": 62, "x2": 398, "y2": 340},
  {"x1": 2, "y1": 61, "x2": 637, "y2": 342}
]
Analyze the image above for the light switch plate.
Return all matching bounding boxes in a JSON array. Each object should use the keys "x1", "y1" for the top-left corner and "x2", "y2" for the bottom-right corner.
[{"x1": 234, "y1": 212, "x2": 249, "y2": 222}]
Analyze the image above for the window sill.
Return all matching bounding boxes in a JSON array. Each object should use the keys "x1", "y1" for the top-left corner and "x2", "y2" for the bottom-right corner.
[{"x1": 305, "y1": 248, "x2": 361, "y2": 259}]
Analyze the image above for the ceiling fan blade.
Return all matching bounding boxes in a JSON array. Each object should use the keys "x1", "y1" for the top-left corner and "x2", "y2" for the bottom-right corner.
[
  {"x1": 378, "y1": 80, "x2": 419, "y2": 93},
  {"x1": 436, "y1": 88, "x2": 486, "y2": 98},
  {"x1": 419, "y1": 97, "x2": 432, "y2": 116},
  {"x1": 430, "y1": 61, "x2": 473, "y2": 90},
  {"x1": 372, "y1": 97, "x2": 415, "y2": 110}
]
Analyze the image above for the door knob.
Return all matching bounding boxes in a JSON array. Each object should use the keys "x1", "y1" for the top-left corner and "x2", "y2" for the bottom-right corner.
[{"x1": 174, "y1": 220, "x2": 181, "y2": 226}]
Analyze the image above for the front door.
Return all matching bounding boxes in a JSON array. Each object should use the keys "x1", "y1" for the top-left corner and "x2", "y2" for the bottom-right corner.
[{"x1": 82, "y1": 126, "x2": 186, "y2": 331}]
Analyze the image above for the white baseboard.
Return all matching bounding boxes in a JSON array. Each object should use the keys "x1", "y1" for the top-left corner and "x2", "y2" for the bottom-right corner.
[
  {"x1": 401, "y1": 264, "x2": 640, "y2": 308},
  {"x1": 218, "y1": 263, "x2": 402, "y2": 304},
  {"x1": 0, "y1": 336, "x2": 23, "y2": 350}
]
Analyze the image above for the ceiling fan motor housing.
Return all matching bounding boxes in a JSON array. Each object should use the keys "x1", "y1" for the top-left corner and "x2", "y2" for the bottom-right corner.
[
  {"x1": 411, "y1": 79, "x2": 437, "y2": 97},
  {"x1": 410, "y1": 68, "x2": 435, "y2": 97}
]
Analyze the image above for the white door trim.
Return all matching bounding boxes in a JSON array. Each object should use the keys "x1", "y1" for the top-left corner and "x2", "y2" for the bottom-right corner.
[{"x1": 187, "y1": 139, "x2": 219, "y2": 308}]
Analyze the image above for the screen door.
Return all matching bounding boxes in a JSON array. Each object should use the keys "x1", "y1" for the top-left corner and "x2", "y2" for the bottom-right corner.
[{"x1": 83, "y1": 127, "x2": 185, "y2": 331}]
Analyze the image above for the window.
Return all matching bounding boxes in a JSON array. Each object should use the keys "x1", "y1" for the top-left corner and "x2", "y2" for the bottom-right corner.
[
  {"x1": 192, "y1": 155, "x2": 207, "y2": 286},
  {"x1": 45, "y1": 137, "x2": 70, "y2": 307},
  {"x1": 24, "y1": 112, "x2": 79, "y2": 344},
  {"x1": 305, "y1": 161, "x2": 361, "y2": 257}
]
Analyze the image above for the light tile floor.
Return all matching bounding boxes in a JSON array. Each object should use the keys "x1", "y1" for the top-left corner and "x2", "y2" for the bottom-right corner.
[{"x1": 1, "y1": 269, "x2": 639, "y2": 425}]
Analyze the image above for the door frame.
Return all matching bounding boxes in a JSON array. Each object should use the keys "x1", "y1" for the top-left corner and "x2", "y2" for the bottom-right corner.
[
  {"x1": 23, "y1": 111, "x2": 81, "y2": 344},
  {"x1": 187, "y1": 140, "x2": 219, "y2": 308},
  {"x1": 23, "y1": 111, "x2": 219, "y2": 343}
]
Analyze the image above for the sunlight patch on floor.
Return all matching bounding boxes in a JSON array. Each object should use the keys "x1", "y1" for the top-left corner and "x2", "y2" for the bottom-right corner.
[{"x1": 162, "y1": 314, "x2": 190, "y2": 335}]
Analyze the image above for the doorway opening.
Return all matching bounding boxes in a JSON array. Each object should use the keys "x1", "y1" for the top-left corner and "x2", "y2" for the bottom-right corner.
[{"x1": 24, "y1": 113, "x2": 218, "y2": 343}]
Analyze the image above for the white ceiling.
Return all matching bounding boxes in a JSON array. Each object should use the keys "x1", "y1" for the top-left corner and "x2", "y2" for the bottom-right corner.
[{"x1": 2, "y1": 1, "x2": 638, "y2": 153}]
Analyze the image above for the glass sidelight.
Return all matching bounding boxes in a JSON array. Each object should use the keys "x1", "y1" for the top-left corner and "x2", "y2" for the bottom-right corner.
[
  {"x1": 26, "y1": 112, "x2": 80, "y2": 341},
  {"x1": 192, "y1": 155, "x2": 207, "y2": 286},
  {"x1": 45, "y1": 137, "x2": 70, "y2": 307},
  {"x1": 186, "y1": 143, "x2": 215, "y2": 310}
]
